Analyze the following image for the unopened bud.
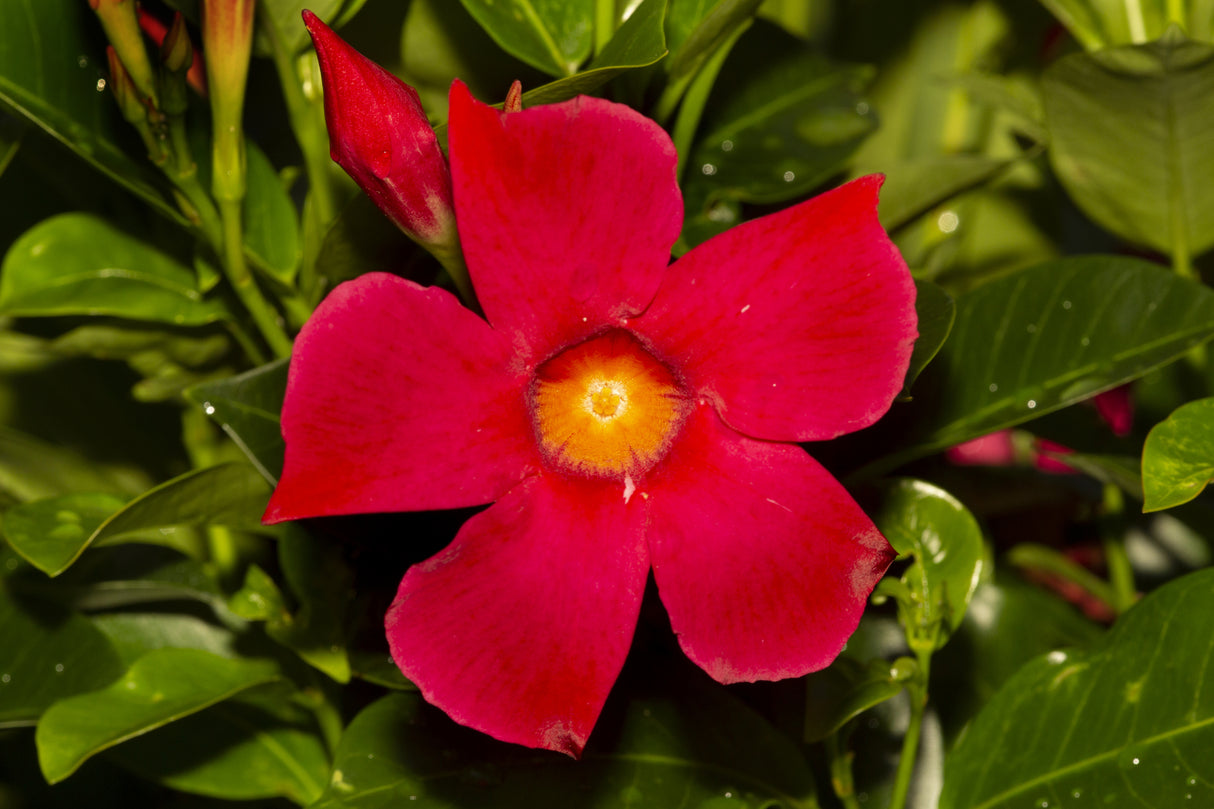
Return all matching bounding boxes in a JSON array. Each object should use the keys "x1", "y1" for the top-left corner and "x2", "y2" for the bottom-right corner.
[
  {"x1": 107, "y1": 46, "x2": 166, "y2": 164},
  {"x1": 303, "y1": 10, "x2": 456, "y2": 249}
]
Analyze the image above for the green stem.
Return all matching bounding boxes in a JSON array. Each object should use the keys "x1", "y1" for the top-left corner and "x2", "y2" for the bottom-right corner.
[
  {"x1": 1006, "y1": 542, "x2": 1121, "y2": 612},
  {"x1": 826, "y1": 731, "x2": 862, "y2": 809},
  {"x1": 1166, "y1": 0, "x2": 1187, "y2": 27},
  {"x1": 225, "y1": 319, "x2": 267, "y2": 366},
  {"x1": 181, "y1": 407, "x2": 240, "y2": 585},
  {"x1": 1101, "y1": 484, "x2": 1137, "y2": 613},
  {"x1": 219, "y1": 198, "x2": 294, "y2": 358},
  {"x1": 594, "y1": 0, "x2": 615, "y2": 56},
  {"x1": 888, "y1": 655, "x2": 930, "y2": 809}
]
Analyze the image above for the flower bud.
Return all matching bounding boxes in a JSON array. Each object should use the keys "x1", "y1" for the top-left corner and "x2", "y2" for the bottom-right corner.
[
  {"x1": 302, "y1": 10, "x2": 456, "y2": 249},
  {"x1": 107, "y1": 45, "x2": 167, "y2": 164},
  {"x1": 90, "y1": 0, "x2": 159, "y2": 105},
  {"x1": 202, "y1": 0, "x2": 255, "y2": 202},
  {"x1": 139, "y1": 9, "x2": 207, "y2": 95}
]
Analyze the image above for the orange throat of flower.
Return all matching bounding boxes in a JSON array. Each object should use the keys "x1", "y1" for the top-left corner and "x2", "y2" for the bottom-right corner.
[{"x1": 530, "y1": 330, "x2": 691, "y2": 480}]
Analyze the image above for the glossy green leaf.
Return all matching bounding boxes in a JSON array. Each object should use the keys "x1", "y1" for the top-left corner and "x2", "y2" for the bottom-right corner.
[
  {"x1": 803, "y1": 656, "x2": 911, "y2": 742},
  {"x1": 521, "y1": 0, "x2": 669, "y2": 106},
  {"x1": 185, "y1": 360, "x2": 289, "y2": 484},
  {"x1": 243, "y1": 142, "x2": 302, "y2": 285},
  {"x1": 0, "y1": 214, "x2": 228, "y2": 325},
  {"x1": 270, "y1": 525, "x2": 352, "y2": 683},
  {"x1": 1142, "y1": 397, "x2": 1214, "y2": 511},
  {"x1": 0, "y1": 582, "x2": 125, "y2": 728},
  {"x1": 91, "y1": 609, "x2": 245, "y2": 666},
  {"x1": 1, "y1": 492, "x2": 127, "y2": 577},
  {"x1": 666, "y1": 0, "x2": 763, "y2": 84},
  {"x1": 902, "y1": 280, "x2": 955, "y2": 397},
  {"x1": 36, "y1": 648, "x2": 282, "y2": 784},
  {"x1": 1043, "y1": 31, "x2": 1214, "y2": 258},
  {"x1": 885, "y1": 256, "x2": 1214, "y2": 464},
  {"x1": 0, "y1": 0, "x2": 182, "y2": 222},
  {"x1": 458, "y1": 0, "x2": 594, "y2": 77},
  {"x1": 314, "y1": 684, "x2": 816, "y2": 808},
  {"x1": 105, "y1": 686, "x2": 329, "y2": 804},
  {"x1": 684, "y1": 30, "x2": 875, "y2": 207},
  {"x1": 872, "y1": 479, "x2": 986, "y2": 651},
  {"x1": 17, "y1": 463, "x2": 271, "y2": 576},
  {"x1": 940, "y1": 567, "x2": 1214, "y2": 809}
]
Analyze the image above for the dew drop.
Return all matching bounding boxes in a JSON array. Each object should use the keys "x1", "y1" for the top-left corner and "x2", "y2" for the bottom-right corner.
[
  {"x1": 1027, "y1": 400, "x2": 1037, "y2": 409},
  {"x1": 701, "y1": 163, "x2": 717, "y2": 176},
  {"x1": 989, "y1": 383, "x2": 998, "y2": 393},
  {"x1": 856, "y1": 101, "x2": 870, "y2": 115},
  {"x1": 1047, "y1": 650, "x2": 1068, "y2": 664},
  {"x1": 1038, "y1": 799, "x2": 1049, "y2": 808},
  {"x1": 720, "y1": 139, "x2": 734, "y2": 152},
  {"x1": 1027, "y1": 323, "x2": 1037, "y2": 334},
  {"x1": 203, "y1": 402, "x2": 216, "y2": 415},
  {"x1": 54, "y1": 663, "x2": 64, "y2": 673},
  {"x1": 1188, "y1": 777, "x2": 1198, "y2": 786},
  {"x1": 96, "y1": 78, "x2": 107, "y2": 92},
  {"x1": 937, "y1": 211, "x2": 959, "y2": 233},
  {"x1": 1132, "y1": 757, "x2": 1140, "y2": 766},
  {"x1": 1080, "y1": 337, "x2": 1091, "y2": 347},
  {"x1": 1072, "y1": 789, "x2": 1083, "y2": 799},
  {"x1": 77, "y1": 55, "x2": 89, "y2": 68},
  {"x1": 1062, "y1": 300, "x2": 1072, "y2": 310},
  {"x1": 1, "y1": 673, "x2": 10, "y2": 683},
  {"x1": 782, "y1": 170, "x2": 795, "y2": 182}
]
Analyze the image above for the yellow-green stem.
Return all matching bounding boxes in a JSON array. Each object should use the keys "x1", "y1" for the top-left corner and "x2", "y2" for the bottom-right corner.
[
  {"x1": 219, "y1": 198, "x2": 293, "y2": 358},
  {"x1": 888, "y1": 654, "x2": 930, "y2": 809},
  {"x1": 826, "y1": 732, "x2": 862, "y2": 809},
  {"x1": 1101, "y1": 484, "x2": 1137, "y2": 613},
  {"x1": 594, "y1": 0, "x2": 615, "y2": 56}
]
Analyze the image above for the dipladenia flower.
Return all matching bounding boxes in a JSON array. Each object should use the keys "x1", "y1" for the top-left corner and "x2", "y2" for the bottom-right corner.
[
  {"x1": 302, "y1": 11, "x2": 456, "y2": 252},
  {"x1": 265, "y1": 78, "x2": 918, "y2": 756}
]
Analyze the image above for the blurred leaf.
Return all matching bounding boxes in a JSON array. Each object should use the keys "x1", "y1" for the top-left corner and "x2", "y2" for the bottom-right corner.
[
  {"x1": 0, "y1": 427, "x2": 148, "y2": 503},
  {"x1": 939, "y1": 567, "x2": 1214, "y2": 809},
  {"x1": 951, "y1": 72, "x2": 1046, "y2": 142},
  {"x1": 186, "y1": 360, "x2": 289, "y2": 484},
  {"x1": 902, "y1": 280, "x2": 955, "y2": 397},
  {"x1": 1043, "y1": 31, "x2": 1214, "y2": 258},
  {"x1": 803, "y1": 656, "x2": 910, "y2": 742},
  {"x1": 521, "y1": 0, "x2": 669, "y2": 106},
  {"x1": 0, "y1": 213, "x2": 228, "y2": 325},
  {"x1": 876, "y1": 155, "x2": 1015, "y2": 233},
  {"x1": 0, "y1": 581, "x2": 125, "y2": 728},
  {"x1": 2, "y1": 492, "x2": 127, "y2": 577},
  {"x1": 684, "y1": 27, "x2": 875, "y2": 208},
  {"x1": 258, "y1": 0, "x2": 344, "y2": 55},
  {"x1": 243, "y1": 142, "x2": 302, "y2": 286},
  {"x1": 349, "y1": 649, "x2": 413, "y2": 690},
  {"x1": 883, "y1": 256, "x2": 1214, "y2": 465},
  {"x1": 872, "y1": 479, "x2": 986, "y2": 652},
  {"x1": 1142, "y1": 397, "x2": 1214, "y2": 511},
  {"x1": 106, "y1": 686, "x2": 329, "y2": 804},
  {"x1": 228, "y1": 563, "x2": 287, "y2": 622},
  {"x1": 50, "y1": 324, "x2": 230, "y2": 368},
  {"x1": 458, "y1": 0, "x2": 594, "y2": 77},
  {"x1": 1039, "y1": 0, "x2": 1176, "y2": 50},
  {"x1": 667, "y1": 0, "x2": 763, "y2": 84},
  {"x1": 35, "y1": 648, "x2": 282, "y2": 784},
  {"x1": 0, "y1": 0, "x2": 183, "y2": 222},
  {"x1": 269, "y1": 525, "x2": 353, "y2": 683},
  {"x1": 1054, "y1": 451, "x2": 1144, "y2": 499},
  {"x1": 92, "y1": 609, "x2": 245, "y2": 666},
  {"x1": 313, "y1": 682, "x2": 816, "y2": 808}
]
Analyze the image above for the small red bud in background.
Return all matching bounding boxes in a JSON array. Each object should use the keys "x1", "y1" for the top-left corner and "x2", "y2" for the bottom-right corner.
[
  {"x1": 139, "y1": 9, "x2": 207, "y2": 96},
  {"x1": 302, "y1": 9, "x2": 456, "y2": 250}
]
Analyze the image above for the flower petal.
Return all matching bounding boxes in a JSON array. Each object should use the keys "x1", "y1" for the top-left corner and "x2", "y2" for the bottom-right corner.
[
  {"x1": 645, "y1": 404, "x2": 895, "y2": 684},
  {"x1": 633, "y1": 175, "x2": 917, "y2": 442},
  {"x1": 264, "y1": 273, "x2": 536, "y2": 523},
  {"x1": 448, "y1": 80, "x2": 682, "y2": 362},
  {"x1": 386, "y1": 474, "x2": 649, "y2": 756}
]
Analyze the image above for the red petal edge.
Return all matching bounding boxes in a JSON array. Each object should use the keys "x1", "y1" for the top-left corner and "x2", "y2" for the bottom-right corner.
[
  {"x1": 634, "y1": 175, "x2": 917, "y2": 443},
  {"x1": 645, "y1": 404, "x2": 896, "y2": 683},
  {"x1": 448, "y1": 80, "x2": 682, "y2": 363},
  {"x1": 264, "y1": 273, "x2": 536, "y2": 523},
  {"x1": 386, "y1": 474, "x2": 650, "y2": 756}
]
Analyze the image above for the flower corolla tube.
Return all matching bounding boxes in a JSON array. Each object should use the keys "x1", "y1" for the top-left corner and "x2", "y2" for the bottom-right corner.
[{"x1": 265, "y1": 61, "x2": 918, "y2": 756}]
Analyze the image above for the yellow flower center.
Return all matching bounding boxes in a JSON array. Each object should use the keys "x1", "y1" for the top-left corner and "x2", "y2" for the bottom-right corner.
[{"x1": 530, "y1": 330, "x2": 690, "y2": 479}]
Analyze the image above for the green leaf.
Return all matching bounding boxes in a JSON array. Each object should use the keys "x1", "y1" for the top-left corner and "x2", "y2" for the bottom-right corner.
[
  {"x1": 185, "y1": 360, "x2": 289, "y2": 484},
  {"x1": 0, "y1": 427, "x2": 148, "y2": 503},
  {"x1": 22, "y1": 463, "x2": 272, "y2": 577},
  {"x1": 1039, "y1": 0, "x2": 1176, "y2": 50},
  {"x1": 270, "y1": 525, "x2": 353, "y2": 683},
  {"x1": 1142, "y1": 397, "x2": 1214, "y2": 511},
  {"x1": 243, "y1": 142, "x2": 302, "y2": 286},
  {"x1": 258, "y1": 0, "x2": 344, "y2": 55},
  {"x1": 1043, "y1": 31, "x2": 1214, "y2": 258},
  {"x1": 105, "y1": 686, "x2": 329, "y2": 804},
  {"x1": 884, "y1": 256, "x2": 1214, "y2": 464},
  {"x1": 521, "y1": 0, "x2": 669, "y2": 106},
  {"x1": 803, "y1": 656, "x2": 911, "y2": 742},
  {"x1": 0, "y1": 0, "x2": 183, "y2": 222},
  {"x1": 457, "y1": 0, "x2": 594, "y2": 77},
  {"x1": 876, "y1": 155, "x2": 1016, "y2": 233},
  {"x1": 0, "y1": 581, "x2": 125, "y2": 728},
  {"x1": 0, "y1": 214, "x2": 228, "y2": 325},
  {"x1": 35, "y1": 648, "x2": 282, "y2": 784},
  {"x1": 314, "y1": 684, "x2": 816, "y2": 808},
  {"x1": 939, "y1": 567, "x2": 1214, "y2": 809},
  {"x1": 872, "y1": 479, "x2": 986, "y2": 652},
  {"x1": 684, "y1": 29, "x2": 875, "y2": 208},
  {"x1": 1, "y1": 493, "x2": 127, "y2": 577},
  {"x1": 667, "y1": 0, "x2": 763, "y2": 84},
  {"x1": 902, "y1": 280, "x2": 955, "y2": 397}
]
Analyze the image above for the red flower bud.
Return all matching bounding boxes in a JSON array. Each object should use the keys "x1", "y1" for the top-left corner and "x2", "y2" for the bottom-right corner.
[{"x1": 302, "y1": 10, "x2": 456, "y2": 249}]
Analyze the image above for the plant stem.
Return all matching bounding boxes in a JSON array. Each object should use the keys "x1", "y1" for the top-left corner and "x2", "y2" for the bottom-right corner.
[
  {"x1": 219, "y1": 198, "x2": 293, "y2": 358},
  {"x1": 826, "y1": 731, "x2": 862, "y2": 809},
  {"x1": 594, "y1": 0, "x2": 615, "y2": 56},
  {"x1": 888, "y1": 655, "x2": 930, "y2": 809},
  {"x1": 1101, "y1": 484, "x2": 1137, "y2": 613}
]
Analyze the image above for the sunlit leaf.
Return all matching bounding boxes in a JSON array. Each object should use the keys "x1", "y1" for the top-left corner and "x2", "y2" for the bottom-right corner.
[
  {"x1": 2, "y1": 493, "x2": 127, "y2": 577},
  {"x1": 0, "y1": 214, "x2": 228, "y2": 326},
  {"x1": 940, "y1": 567, "x2": 1214, "y2": 809},
  {"x1": 243, "y1": 142, "x2": 302, "y2": 286},
  {"x1": 36, "y1": 648, "x2": 282, "y2": 784},
  {"x1": 1142, "y1": 397, "x2": 1214, "y2": 512}
]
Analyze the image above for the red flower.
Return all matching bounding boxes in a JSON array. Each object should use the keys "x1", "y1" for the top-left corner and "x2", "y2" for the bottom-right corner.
[{"x1": 265, "y1": 80, "x2": 917, "y2": 756}]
